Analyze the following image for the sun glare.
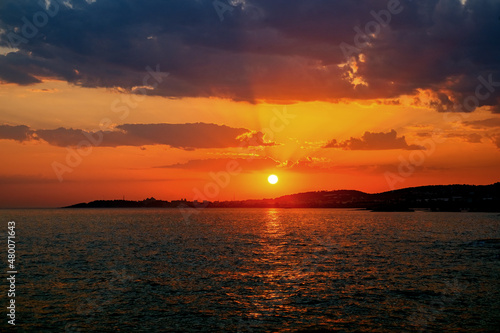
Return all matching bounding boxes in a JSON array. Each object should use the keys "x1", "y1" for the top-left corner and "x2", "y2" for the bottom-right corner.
[{"x1": 268, "y1": 174, "x2": 278, "y2": 184}]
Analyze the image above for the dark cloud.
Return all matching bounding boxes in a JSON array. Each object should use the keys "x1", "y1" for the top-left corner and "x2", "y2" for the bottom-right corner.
[
  {"x1": 324, "y1": 129, "x2": 424, "y2": 150},
  {"x1": 0, "y1": 0, "x2": 499, "y2": 110},
  {"x1": 111, "y1": 123, "x2": 273, "y2": 149},
  {"x1": 1, "y1": 123, "x2": 274, "y2": 150},
  {"x1": 0, "y1": 124, "x2": 34, "y2": 141}
]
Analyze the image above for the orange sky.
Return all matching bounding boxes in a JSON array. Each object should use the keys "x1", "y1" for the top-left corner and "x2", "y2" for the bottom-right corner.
[
  {"x1": 1, "y1": 0, "x2": 500, "y2": 207},
  {"x1": 1, "y1": 80, "x2": 499, "y2": 208}
]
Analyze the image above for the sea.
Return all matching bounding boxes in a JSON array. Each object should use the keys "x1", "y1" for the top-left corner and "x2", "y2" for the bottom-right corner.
[{"x1": 1, "y1": 208, "x2": 499, "y2": 332}]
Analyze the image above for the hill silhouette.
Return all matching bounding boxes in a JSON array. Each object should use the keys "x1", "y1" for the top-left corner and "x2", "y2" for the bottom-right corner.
[{"x1": 65, "y1": 182, "x2": 500, "y2": 212}]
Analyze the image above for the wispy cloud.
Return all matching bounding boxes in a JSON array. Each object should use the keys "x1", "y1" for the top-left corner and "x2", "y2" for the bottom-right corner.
[
  {"x1": 157, "y1": 157, "x2": 278, "y2": 172},
  {"x1": 463, "y1": 118, "x2": 500, "y2": 129}
]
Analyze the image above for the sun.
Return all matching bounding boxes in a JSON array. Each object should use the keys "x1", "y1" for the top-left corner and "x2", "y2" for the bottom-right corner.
[{"x1": 268, "y1": 174, "x2": 278, "y2": 185}]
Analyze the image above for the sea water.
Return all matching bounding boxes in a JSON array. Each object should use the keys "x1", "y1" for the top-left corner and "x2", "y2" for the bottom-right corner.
[{"x1": 1, "y1": 208, "x2": 499, "y2": 332}]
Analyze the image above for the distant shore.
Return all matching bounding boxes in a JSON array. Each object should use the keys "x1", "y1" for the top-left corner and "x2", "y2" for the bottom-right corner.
[{"x1": 64, "y1": 183, "x2": 500, "y2": 212}]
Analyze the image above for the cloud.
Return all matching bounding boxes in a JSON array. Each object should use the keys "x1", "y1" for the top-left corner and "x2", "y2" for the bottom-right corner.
[
  {"x1": 157, "y1": 157, "x2": 278, "y2": 171},
  {"x1": 0, "y1": 0, "x2": 498, "y2": 110},
  {"x1": 463, "y1": 117, "x2": 500, "y2": 129},
  {"x1": 447, "y1": 133, "x2": 482, "y2": 143},
  {"x1": 1, "y1": 123, "x2": 274, "y2": 150},
  {"x1": 159, "y1": 156, "x2": 398, "y2": 174},
  {"x1": 0, "y1": 174, "x2": 58, "y2": 185},
  {"x1": 258, "y1": 157, "x2": 407, "y2": 174},
  {"x1": 491, "y1": 133, "x2": 500, "y2": 149},
  {"x1": 29, "y1": 88, "x2": 58, "y2": 93},
  {"x1": 0, "y1": 124, "x2": 34, "y2": 141},
  {"x1": 324, "y1": 129, "x2": 424, "y2": 150}
]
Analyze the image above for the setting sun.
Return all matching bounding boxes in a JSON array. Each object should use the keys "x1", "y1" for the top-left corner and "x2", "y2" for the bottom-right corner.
[{"x1": 268, "y1": 174, "x2": 279, "y2": 185}]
